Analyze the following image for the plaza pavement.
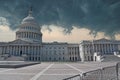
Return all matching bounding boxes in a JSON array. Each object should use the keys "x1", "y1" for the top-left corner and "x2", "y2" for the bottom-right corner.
[{"x1": 0, "y1": 62, "x2": 117, "y2": 80}]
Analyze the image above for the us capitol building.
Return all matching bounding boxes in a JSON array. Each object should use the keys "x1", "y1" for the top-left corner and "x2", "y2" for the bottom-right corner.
[{"x1": 0, "y1": 8, "x2": 120, "y2": 62}]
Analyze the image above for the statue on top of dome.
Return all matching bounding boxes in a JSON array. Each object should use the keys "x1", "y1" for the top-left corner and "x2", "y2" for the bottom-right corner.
[{"x1": 28, "y1": 6, "x2": 33, "y2": 17}]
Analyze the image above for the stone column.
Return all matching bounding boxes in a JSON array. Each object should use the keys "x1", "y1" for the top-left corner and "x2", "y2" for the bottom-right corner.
[
  {"x1": 26, "y1": 32, "x2": 28, "y2": 38},
  {"x1": 1, "y1": 46, "x2": 3, "y2": 54},
  {"x1": 20, "y1": 32, "x2": 21, "y2": 38},
  {"x1": 27, "y1": 32, "x2": 28, "y2": 38},
  {"x1": 100, "y1": 43, "x2": 102, "y2": 52},
  {"x1": 101, "y1": 43, "x2": 104, "y2": 53},
  {"x1": 14, "y1": 46, "x2": 15, "y2": 56},
  {"x1": 23, "y1": 32, "x2": 25, "y2": 38},
  {"x1": 30, "y1": 32, "x2": 33, "y2": 38},
  {"x1": 33, "y1": 33, "x2": 34, "y2": 39},
  {"x1": 36, "y1": 33, "x2": 38, "y2": 39},
  {"x1": 113, "y1": 44, "x2": 115, "y2": 52},
  {"x1": 12, "y1": 46, "x2": 13, "y2": 55},
  {"x1": 103, "y1": 44, "x2": 106, "y2": 54},
  {"x1": 94, "y1": 44, "x2": 95, "y2": 52},
  {"x1": 2, "y1": 46, "x2": 4, "y2": 54},
  {"x1": 32, "y1": 46, "x2": 34, "y2": 54},
  {"x1": 37, "y1": 46, "x2": 39, "y2": 55},
  {"x1": 31, "y1": 32, "x2": 32, "y2": 39},
  {"x1": 26, "y1": 46, "x2": 28, "y2": 54},
  {"x1": 4, "y1": 46, "x2": 5, "y2": 54},
  {"x1": 24, "y1": 46, "x2": 26, "y2": 54},
  {"x1": 112, "y1": 44, "x2": 114, "y2": 52},
  {"x1": 96, "y1": 44, "x2": 98, "y2": 52},
  {"x1": 9, "y1": 46, "x2": 11, "y2": 55},
  {"x1": 13, "y1": 46, "x2": 14, "y2": 55},
  {"x1": 11, "y1": 46, "x2": 12, "y2": 55},
  {"x1": 98, "y1": 43, "x2": 100, "y2": 52},
  {"x1": 25, "y1": 32, "x2": 27, "y2": 38},
  {"x1": 110, "y1": 44, "x2": 111, "y2": 53},
  {"x1": 28, "y1": 46, "x2": 29, "y2": 54},
  {"x1": 10, "y1": 46, "x2": 12, "y2": 55},
  {"x1": 28, "y1": 32, "x2": 30, "y2": 38},
  {"x1": 34, "y1": 33, "x2": 36, "y2": 39},
  {"x1": 110, "y1": 44, "x2": 112, "y2": 53},
  {"x1": 14, "y1": 46, "x2": 16, "y2": 56},
  {"x1": 5, "y1": 46, "x2": 8, "y2": 53},
  {"x1": 108, "y1": 44, "x2": 110, "y2": 53},
  {"x1": 106, "y1": 44, "x2": 108, "y2": 54},
  {"x1": 23, "y1": 32, "x2": 24, "y2": 38},
  {"x1": 34, "y1": 33, "x2": 35, "y2": 39},
  {"x1": 1, "y1": 46, "x2": 2, "y2": 54},
  {"x1": 31, "y1": 45, "x2": 34, "y2": 56},
  {"x1": 24, "y1": 32, "x2": 26, "y2": 38},
  {"x1": 17, "y1": 45, "x2": 20, "y2": 55},
  {"x1": 17, "y1": 46, "x2": 18, "y2": 56},
  {"x1": 0, "y1": 46, "x2": 1, "y2": 54},
  {"x1": 106, "y1": 44, "x2": 108, "y2": 53},
  {"x1": 104, "y1": 44, "x2": 106, "y2": 54},
  {"x1": 28, "y1": 32, "x2": 29, "y2": 38}
]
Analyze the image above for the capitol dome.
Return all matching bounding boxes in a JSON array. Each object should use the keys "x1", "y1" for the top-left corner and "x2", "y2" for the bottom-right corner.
[{"x1": 16, "y1": 7, "x2": 42, "y2": 44}]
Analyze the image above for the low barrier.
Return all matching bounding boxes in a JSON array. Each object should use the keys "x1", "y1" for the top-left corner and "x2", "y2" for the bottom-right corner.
[
  {"x1": 0, "y1": 61, "x2": 40, "y2": 68},
  {"x1": 102, "y1": 66, "x2": 117, "y2": 80},
  {"x1": 63, "y1": 74, "x2": 82, "y2": 80},
  {"x1": 63, "y1": 62, "x2": 120, "y2": 80},
  {"x1": 82, "y1": 69, "x2": 101, "y2": 80}
]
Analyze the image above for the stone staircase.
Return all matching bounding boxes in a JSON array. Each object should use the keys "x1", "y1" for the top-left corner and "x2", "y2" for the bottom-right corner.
[{"x1": 0, "y1": 55, "x2": 25, "y2": 61}]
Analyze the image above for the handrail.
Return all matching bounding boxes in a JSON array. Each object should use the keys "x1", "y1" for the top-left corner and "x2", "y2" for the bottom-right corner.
[
  {"x1": 63, "y1": 74, "x2": 81, "y2": 80},
  {"x1": 63, "y1": 62, "x2": 120, "y2": 80}
]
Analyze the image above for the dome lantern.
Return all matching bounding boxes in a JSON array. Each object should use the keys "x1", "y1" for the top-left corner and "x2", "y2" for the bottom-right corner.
[
  {"x1": 28, "y1": 6, "x2": 32, "y2": 17},
  {"x1": 21, "y1": 7, "x2": 38, "y2": 25}
]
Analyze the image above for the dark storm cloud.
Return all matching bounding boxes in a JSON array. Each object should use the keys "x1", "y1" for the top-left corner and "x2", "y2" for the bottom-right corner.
[{"x1": 0, "y1": 0, "x2": 120, "y2": 38}]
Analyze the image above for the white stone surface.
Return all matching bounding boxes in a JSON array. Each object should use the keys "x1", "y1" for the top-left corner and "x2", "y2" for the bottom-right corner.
[{"x1": 0, "y1": 62, "x2": 117, "y2": 80}]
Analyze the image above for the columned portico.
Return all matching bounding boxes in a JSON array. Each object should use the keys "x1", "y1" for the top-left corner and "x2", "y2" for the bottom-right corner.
[
  {"x1": 7, "y1": 41, "x2": 42, "y2": 61},
  {"x1": 79, "y1": 38, "x2": 120, "y2": 62}
]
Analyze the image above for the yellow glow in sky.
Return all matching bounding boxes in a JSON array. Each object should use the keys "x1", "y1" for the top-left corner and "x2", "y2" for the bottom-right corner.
[
  {"x1": 42, "y1": 25, "x2": 108, "y2": 43},
  {"x1": 0, "y1": 25, "x2": 119, "y2": 43}
]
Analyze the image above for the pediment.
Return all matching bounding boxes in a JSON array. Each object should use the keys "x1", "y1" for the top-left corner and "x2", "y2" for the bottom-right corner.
[
  {"x1": 97, "y1": 38, "x2": 109, "y2": 41},
  {"x1": 95, "y1": 38, "x2": 111, "y2": 43},
  {"x1": 9, "y1": 39, "x2": 31, "y2": 44}
]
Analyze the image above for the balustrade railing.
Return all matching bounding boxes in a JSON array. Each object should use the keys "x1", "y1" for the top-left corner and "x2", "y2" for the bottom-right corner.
[{"x1": 63, "y1": 62, "x2": 120, "y2": 80}]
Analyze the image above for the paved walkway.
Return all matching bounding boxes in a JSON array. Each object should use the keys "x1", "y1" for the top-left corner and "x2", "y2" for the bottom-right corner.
[{"x1": 0, "y1": 62, "x2": 117, "y2": 80}]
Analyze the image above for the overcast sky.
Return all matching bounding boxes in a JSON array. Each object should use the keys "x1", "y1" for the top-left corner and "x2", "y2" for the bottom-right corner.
[{"x1": 0, "y1": 0, "x2": 120, "y2": 43}]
